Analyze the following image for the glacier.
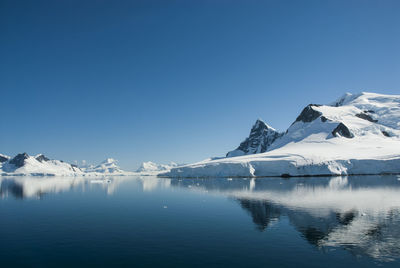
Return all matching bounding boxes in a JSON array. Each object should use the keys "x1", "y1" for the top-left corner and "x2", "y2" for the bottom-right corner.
[{"x1": 161, "y1": 92, "x2": 400, "y2": 178}]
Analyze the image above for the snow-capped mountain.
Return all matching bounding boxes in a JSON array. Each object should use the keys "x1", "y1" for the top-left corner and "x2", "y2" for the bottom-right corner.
[
  {"x1": 226, "y1": 119, "x2": 283, "y2": 157},
  {"x1": 82, "y1": 158, "x2": 125, "y2": 174},
  {"x1": 1, "y1": 153, "x2": 83, "y2": 176},
  {"x1": 0, "y1": 153, "x2": 131, "y2": 176},
  {"x1": 136, "y1": 161, "x2": 180, "y2": 175},
  {"x1": 267, "y1": 92, "x2": 399, "y2": 151},
  {"x1": 162, "y1": 92, "x2": 400, "y2": 178}
]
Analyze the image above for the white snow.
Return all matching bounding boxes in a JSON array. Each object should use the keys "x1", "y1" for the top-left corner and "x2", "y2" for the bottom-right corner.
[
  {"x1": 135, "y1": 161, "x2": 181, "y2": 175},
  {"x1": 82, "y1": 158, "x2": 127, "y2": 175},
  {"x1": 0, "y1": 154, "x2": 133, "y2": 177},
  {"x1": 1, "y1": 155, "x2": 83, "y2": 176},
  {"x1": 162, "y1": 92, "x2": 400, "y2": 178}
]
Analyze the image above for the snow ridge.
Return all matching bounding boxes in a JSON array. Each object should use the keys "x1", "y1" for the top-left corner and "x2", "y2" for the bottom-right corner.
[
  {"x1": 161, "y1": 92, "x2": 400, "y2": 178},
  {"x1": 1, "y1": 153, "x2": 131, "y2": 176},
  {"x1": 136, "y1": 161, "x2": 181, "y2": 175},
  {"x1": 82, "y1": 158, "x2": 125, "y2": 174}
]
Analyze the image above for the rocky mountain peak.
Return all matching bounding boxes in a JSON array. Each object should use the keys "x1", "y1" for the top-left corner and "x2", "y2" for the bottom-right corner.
[
  {"x1": 293, "y1": 104, "x2": 322, "y2": 124},
  {"x1": 35, "y1": 154, "x2": 50, "y2": 162},
  {"x1": 227, "y1": 119, "x2": 283, "y2": 157},
  {"x1": 9, "y1": 153, "x2": 30, "y2": 168}
]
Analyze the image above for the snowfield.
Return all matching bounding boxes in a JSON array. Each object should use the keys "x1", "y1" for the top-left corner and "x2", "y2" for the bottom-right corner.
[
  {"x1": 0, "y1": 153, "x2": 133, "y2": 177},
  {"x1": 161, "y1": 92, "x2": 400, "y2": 178},
  {"x1": 0, "y1": 153, "x2": 181, "y2": 177},
  {"x1": 81, "y1": 158, "x2": 127, "y2": 175},
  {"x1": 135, "y1": 161, "x2": 181, "y2": 175}
]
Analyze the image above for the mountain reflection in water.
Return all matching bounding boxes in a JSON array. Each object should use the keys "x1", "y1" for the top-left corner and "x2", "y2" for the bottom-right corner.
[
  {"x1": 171, "y1": 176, "x2": 400, "y2": 262},
  {"x1": 1, "y1": 175, "x2": 400, "y2": 262}
]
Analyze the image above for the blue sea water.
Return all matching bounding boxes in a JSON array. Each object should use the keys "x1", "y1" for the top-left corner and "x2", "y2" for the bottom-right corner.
[{"x1": 1, "y1": 175, "x2": 400, "y2": 267}]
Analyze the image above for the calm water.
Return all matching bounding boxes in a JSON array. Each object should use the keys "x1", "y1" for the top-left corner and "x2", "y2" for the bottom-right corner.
[{"x1": 1, "y1": 175, "x2": 400, "y2": 267}]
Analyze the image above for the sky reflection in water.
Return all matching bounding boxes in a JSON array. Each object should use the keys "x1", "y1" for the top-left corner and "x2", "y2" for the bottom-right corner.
[{"x1": 1, "y1": 175, "x2": 400, "y2": 267}]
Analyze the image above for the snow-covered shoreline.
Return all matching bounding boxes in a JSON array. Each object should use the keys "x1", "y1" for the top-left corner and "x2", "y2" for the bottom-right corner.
[
  {"x1": 0, "y1": 153, "x2": 182, "y2": 177},
  {"x1": 0, "y1": 153, "x2": 134, "y2": 177},
  {"x1": 161, "y1": 92, "x2": 400, "y2": 178},
  {"x1": 3, "y1": 92, "x2": 399, "y2": 178}
]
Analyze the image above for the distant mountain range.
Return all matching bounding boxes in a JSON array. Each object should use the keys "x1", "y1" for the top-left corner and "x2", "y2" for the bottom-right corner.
[
  {"x1": 0, "y1": 152, "x2": 183, "y2": 177},
  {"x1": 162, "y1": 92, "x2": 400, "y2": 177},
  {"x1": 136, "y1": 161, "x2": 181, "y2": 174},
  {"x1": 0, "y1": 153, "x2": 129, "y2": 176},
  {"x1": 4, "y1": 92, "x2": 400, "y2": 178}
]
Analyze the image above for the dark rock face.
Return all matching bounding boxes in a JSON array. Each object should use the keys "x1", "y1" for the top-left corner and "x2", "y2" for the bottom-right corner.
[
  {"x1": 332, "y1": 123, "x2": 354, "y2": 138},
  {"x1": 70, "y1": 164, "x2": 80, "y2": 172},
  {"x1": 356, "y1": 113, "x2": 378, "y2": 123},
  {"x1": 9, "y1": 153, "x2": 30, "y2": 168},
  {"x1": 0, "y1": 155, "x2": 8, "y2": 163},
  {"x1": 227, "y1": 119, "x2": 283, "y2": 157},
  {"x1": 382, "y1": 131, "x2": 391, "y2": 137},
  {"x1": 35, "y1": 154, "x2": 50, "y2": 162},
  {"x1": 320, "y1": 116, "x2": 329, "y2": 122},
  {"x1": 294, "y1": 105, "x2": 322, "y2": 124}
]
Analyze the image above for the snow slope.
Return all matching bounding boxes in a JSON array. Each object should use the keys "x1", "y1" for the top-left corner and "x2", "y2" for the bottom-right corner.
[
  {"x1": 82, "y1": 158, "x2": 127, "y2": 175},
  {"x1": 136, "y1": 161, "x2": 181, "y2": 175},
  {"x1": 161, "y1": 92, "x2": 400, "y2": 178},
  {"x1": 0, "y1": 153, "x2": 132, "y2": 176}
]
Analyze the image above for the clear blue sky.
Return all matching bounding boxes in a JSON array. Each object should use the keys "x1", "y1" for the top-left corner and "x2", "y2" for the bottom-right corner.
[{"x1": 1, "y1": 0, "x2": 399, "y2": 170}]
